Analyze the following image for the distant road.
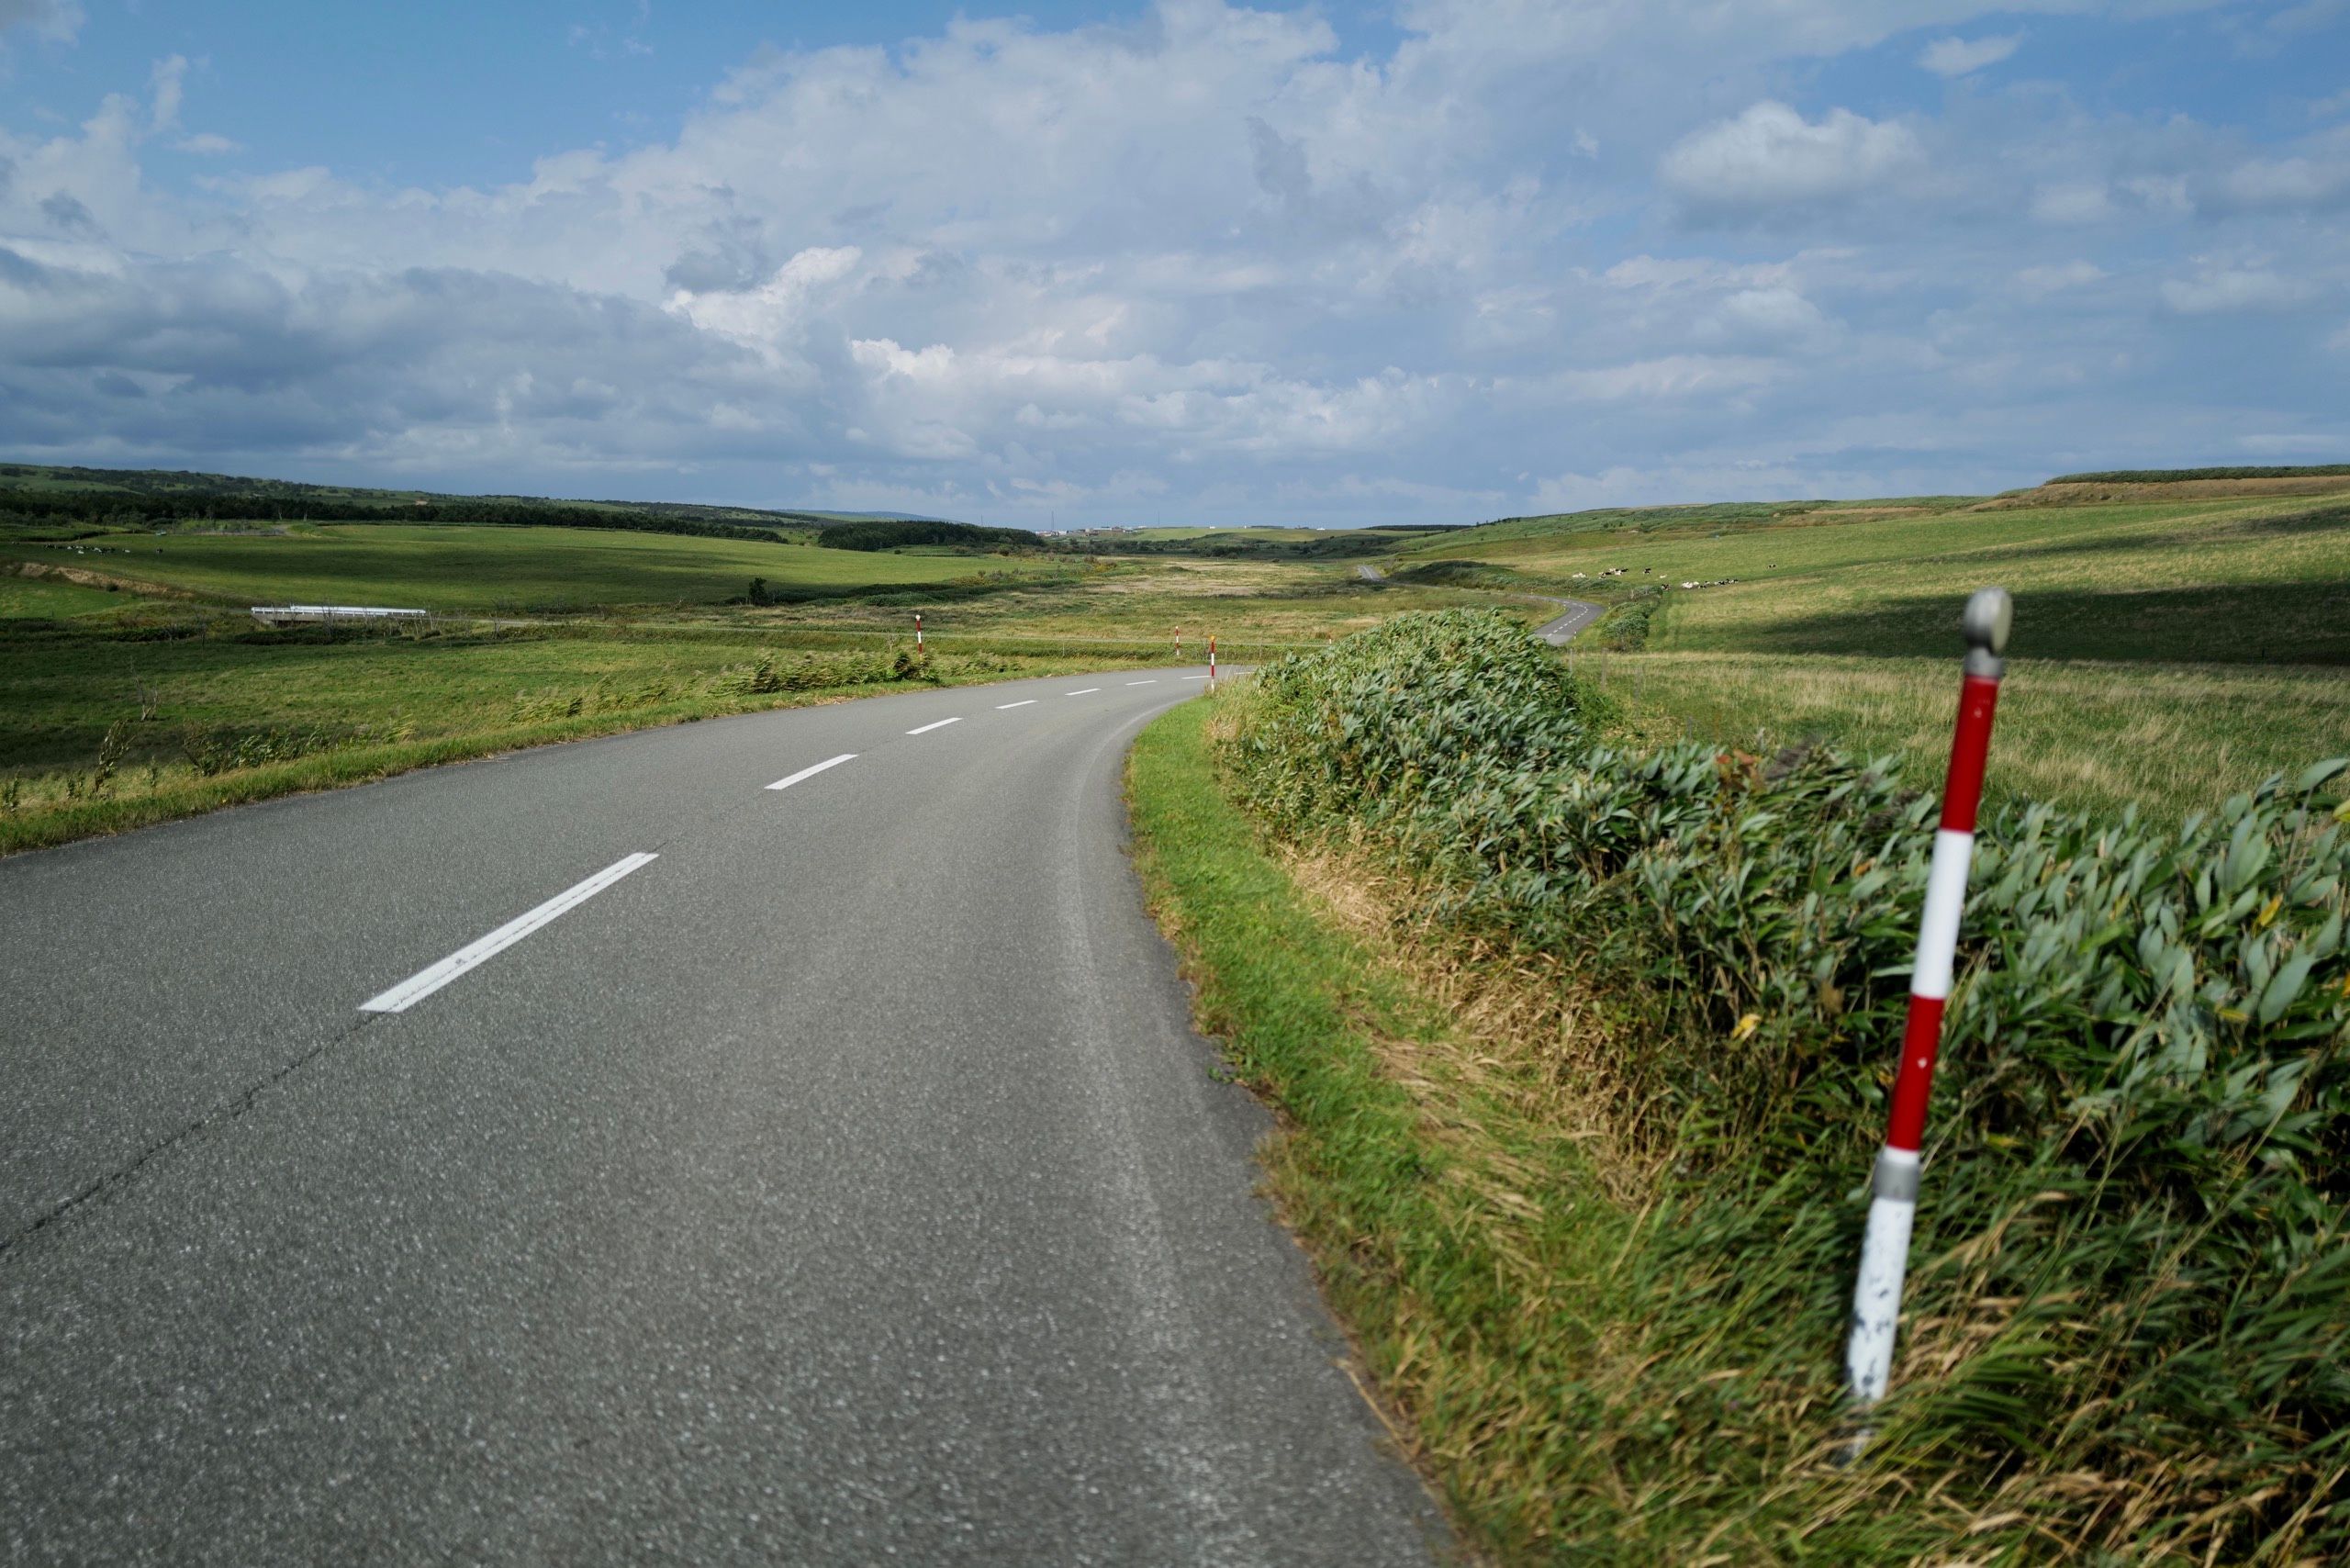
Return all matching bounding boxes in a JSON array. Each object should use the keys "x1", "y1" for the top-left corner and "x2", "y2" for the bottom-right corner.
[
  {"x1": 1, "y1": 671, "x2": 1447, "y2": 1564},
  {"x1": 1531, "y1": 598, "x2": 1604, "y2": 644},
  {"x1": 1357, "y1": 561, "x2": 1602, "y2": 644}
]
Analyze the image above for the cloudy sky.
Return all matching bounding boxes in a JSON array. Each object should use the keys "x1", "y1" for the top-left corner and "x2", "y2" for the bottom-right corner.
[{"x1": 3, "y1": 1, "x2": 2346, "y2": 524}]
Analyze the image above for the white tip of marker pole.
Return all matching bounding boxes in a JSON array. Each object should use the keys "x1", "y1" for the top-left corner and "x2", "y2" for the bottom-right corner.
[
  {"x1": 1846, "y1": 1146, "x2": 1921, "y2": 1412},
  {"x1": 1847, "y1": 1193, "x2": 1915, "y2": 1405}
]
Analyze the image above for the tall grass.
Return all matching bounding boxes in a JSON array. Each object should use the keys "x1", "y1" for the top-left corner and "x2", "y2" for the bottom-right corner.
[
  {"x1": 1214, "y1": 610, "x2": 2349, "y2": 1562},
  {"x1": 1598, "y1": 651, "x2": 2350, "y2": 826}
]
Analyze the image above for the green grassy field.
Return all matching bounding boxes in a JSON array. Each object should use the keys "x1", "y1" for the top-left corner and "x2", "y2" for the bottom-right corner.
[
  {"x1": 766, "y1": 557, "x2": 1495, "y2": 646},
  {"x1": 1585, "y1": 650, "x2": 2350, "y2": 824},
  {"x1": 0, "y1": 611, "x2": 1222, "y2": 855},
  {"x1": 1369, "y1": 485, "x2": 2350, "y2": 822},
  {"x1": 3, "y1": 524, "x2": 1063, "y2": 613},
  {"x1": 0, "y1": 540, "x2": 1499, "y2": 852},
  {"x1": 1389, "y1": 490, "x2": 2350, "y2": 665},
  {"x1": 6, "y1": 465, "x2": 2344, "y2": 852},
  {"x1": 0, "y1": 575, "x2": 124, "y2": 618}
]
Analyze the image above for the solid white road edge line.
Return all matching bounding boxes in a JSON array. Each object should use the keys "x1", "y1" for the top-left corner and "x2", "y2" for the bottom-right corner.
[
  {"x1": 765, "y1": 753, "x2": 857, "y2": 791},
  {"x1": 906, "y1": 717, "x2": 964, "y2": 734},
  {"x1": 359, "y1": 852, "x2": 658, "y2": 1014},
  {"x1": 995, "y1": 699, "x2": 1039, "y2": 710},
  {"x1": 1064, "y1": 688, "x2": 1102, "y2": 696}
]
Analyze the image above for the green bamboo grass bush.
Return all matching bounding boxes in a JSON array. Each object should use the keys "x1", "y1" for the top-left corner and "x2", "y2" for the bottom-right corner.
[
  {"x1": 1591, "y1": 585, "x2": 1662, "y2": 652},
  {"x1": 1221, "y1": 609, "x2": 2349, "y2": 1557}
]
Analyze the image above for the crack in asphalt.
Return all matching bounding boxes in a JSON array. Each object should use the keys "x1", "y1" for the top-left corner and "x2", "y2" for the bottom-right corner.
[
  {"x1": 0, "y1": 1015, "x2": 382, "y2": 1259},
  {"x1": 0, "y1": 764, "x2": 789, "y2": 1260}
]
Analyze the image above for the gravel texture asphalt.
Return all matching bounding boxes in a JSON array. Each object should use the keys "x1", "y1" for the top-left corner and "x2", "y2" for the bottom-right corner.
[{"x1": 1, "y1": 669, "x2": 1449, "y2": 1566}]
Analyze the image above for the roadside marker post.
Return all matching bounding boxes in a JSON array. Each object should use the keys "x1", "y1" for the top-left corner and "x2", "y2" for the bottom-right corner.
[
  {"x1": 1208, "y1": 634, "x2": 1217, "y2": 690},
  {"x1": 915, "y1": 612, "x2": 924, "y2": 650},
  {"x1": 1845, "y1": 587, "x2": 2012, "y2": 1417}
]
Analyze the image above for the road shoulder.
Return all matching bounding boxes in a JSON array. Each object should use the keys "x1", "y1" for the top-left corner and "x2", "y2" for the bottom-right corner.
[{"x1": 1125, "y1": 695, "x2": 1628, "y2": 1563}]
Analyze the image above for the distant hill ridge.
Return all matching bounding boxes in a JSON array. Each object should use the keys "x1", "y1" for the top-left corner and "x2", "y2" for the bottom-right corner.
[
  {"x1": 2047, "y1": 465, "x2": 2350, "y2": 483},
  {"x1": 0, "y1": 462, "x2": 966, "y2": 545}
]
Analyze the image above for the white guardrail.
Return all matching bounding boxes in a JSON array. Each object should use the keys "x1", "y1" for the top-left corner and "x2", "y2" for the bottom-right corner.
[{"x1": 251, "y1": 604, "x2": 431, "y2": 622}]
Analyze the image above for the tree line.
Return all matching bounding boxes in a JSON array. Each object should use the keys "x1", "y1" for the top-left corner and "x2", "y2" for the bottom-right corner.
[
  {"x1": 818, "y1": 519, "x2": 1035, "y2": 552},
  {"x1": 0, "y1": 488, "x2": 793, "y2": 544}
]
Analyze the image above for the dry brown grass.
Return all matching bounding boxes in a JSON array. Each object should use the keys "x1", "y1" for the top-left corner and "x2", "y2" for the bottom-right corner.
[{"x1": 1276, "y1": 843, "x2": 1654, "y2": 1203}]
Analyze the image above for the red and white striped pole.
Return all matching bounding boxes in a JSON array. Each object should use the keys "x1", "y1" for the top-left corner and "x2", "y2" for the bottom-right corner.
[
  {"x1": 1846, "y1": 587, "x2": 2011, "y2": 1410},
  {"x1": 1208, "y1": 633, "x2": 1217, "y2": 689},
  {"x1": 914, "y1": 611, "x2": 923, "y2": 650}
]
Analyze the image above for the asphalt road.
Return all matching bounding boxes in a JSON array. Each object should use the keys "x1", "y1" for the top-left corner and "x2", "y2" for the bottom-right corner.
[
  {"x1": 1, "y1": 670, "x2": 1449, "y2": 1565},
  {"x1": 1530, "y1": 599, "x2": 1603, "y2": 644}
]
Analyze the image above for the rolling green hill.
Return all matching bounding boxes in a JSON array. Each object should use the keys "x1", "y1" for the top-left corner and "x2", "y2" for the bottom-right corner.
[
  {"x1": 3, "y1": 523, "x2": 1065, "y2": 614},
  {"x1": 0, "y1": 462, "x2": 964, "y2": 543}
]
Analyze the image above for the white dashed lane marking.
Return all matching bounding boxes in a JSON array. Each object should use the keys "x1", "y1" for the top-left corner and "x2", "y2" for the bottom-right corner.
[
  {"x1": 906, "y1": 717, "x2": 964, "y2": 735},
  {"x1": 360, "y1": 853, "x2": 658, "y2": 1014},
  {"x1": 767, "y1": 754, "x2": 857, "y2": 791}
]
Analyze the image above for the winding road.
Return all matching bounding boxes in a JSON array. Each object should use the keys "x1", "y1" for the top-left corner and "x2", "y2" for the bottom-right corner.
[
  {"x1": 1356, "y1": 561, "x2": 1601, "y2": 644},
  {"x1": 1529, "y1": 599, "x2": 1603, "y2": 644},
  {"x1": 1, "y1": 672, "x2": 1449, "y2": 1565}
]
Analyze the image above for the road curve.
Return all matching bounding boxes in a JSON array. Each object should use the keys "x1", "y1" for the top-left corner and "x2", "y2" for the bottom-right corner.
[
  {"x1": 1530, "y1": 598, "x2": 1603, "y2": 644},
  {"x1": 0, "y1": 671, "x2": 1449, "y2": 1565},
  {"x1": 1354, "y1": 562, "x2": 1599, "y2": 644}
]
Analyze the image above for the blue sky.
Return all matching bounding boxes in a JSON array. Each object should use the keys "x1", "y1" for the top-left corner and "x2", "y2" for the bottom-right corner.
[{"x1": 3, "y1": 1, "x2": 2346, "y2": 523}]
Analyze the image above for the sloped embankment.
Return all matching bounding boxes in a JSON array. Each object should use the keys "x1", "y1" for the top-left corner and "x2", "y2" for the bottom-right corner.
[{"x1": 1135, "y1": 609, "x2": 2348, "y2": 1562}]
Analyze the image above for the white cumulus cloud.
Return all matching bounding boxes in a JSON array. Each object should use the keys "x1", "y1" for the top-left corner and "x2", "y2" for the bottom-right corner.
[
  {"x1": 2160, "y1": 264, "x2": 2317, "y2": 315},
  {"x1": 2, "y1": 1, "x2": 2347, "y2": 521},
  {"x1": 1919, "y1": 33, "x2": 2022, "y2": 77},
  {"x1": 1661, "y1": 102, "x2": 1923, "y2": 216}
]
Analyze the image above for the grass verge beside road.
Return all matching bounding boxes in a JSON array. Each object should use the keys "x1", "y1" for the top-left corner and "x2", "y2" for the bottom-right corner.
[
  {"x1": 1131, "y1": 696, "x2": 1830, "y2": 1562},
  {"x1": 1130, "y1": 694, "x2": 1894, "y2": 1562},
  {"x1": 1131, "y1": 615, "x2": 2349, "y2": 1563},
  {"x1": 1128, "y1": 696, "x2": 1578, "y2": 1556}
]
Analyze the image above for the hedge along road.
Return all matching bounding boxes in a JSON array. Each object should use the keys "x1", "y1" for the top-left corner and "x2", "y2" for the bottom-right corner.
[{"x1": 0, "y1": 669, "x2": 1450, "y2": 1566}]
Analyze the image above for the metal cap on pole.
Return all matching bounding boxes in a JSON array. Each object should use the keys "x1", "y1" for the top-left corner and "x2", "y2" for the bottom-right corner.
[
  {"x1": 1962, "y1": 587, "x2": 2011, "y2": 678},
  {"x1": 1844, "y1": 587, "x2": 2012, "y2": 1421}
]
